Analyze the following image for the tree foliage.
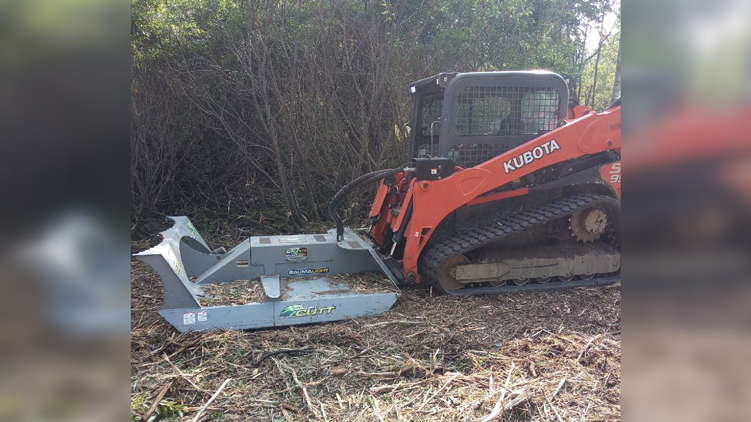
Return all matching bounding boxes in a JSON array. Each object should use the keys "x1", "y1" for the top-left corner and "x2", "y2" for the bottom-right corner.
[{"x1": 131, "y1": 0, "x2": 620, "y2": 231}]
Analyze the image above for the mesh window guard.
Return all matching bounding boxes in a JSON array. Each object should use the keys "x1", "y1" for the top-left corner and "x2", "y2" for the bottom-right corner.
[
  {"x1": 455, "y1": 86, "x2": 560, "y2": 137},
  {"x1": 421, "y1": 97, "x2": 443, "y2": 136}
]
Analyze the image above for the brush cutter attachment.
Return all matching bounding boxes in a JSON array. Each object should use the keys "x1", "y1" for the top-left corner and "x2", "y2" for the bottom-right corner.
[{"x1": 135, "y1": 217, "x2": 400, "y2": 332}]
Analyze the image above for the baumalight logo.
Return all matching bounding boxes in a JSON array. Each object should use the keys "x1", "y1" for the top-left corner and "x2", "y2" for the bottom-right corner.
[
  {"x1": 279, "y1": 304, "x2": 336, "y2": 317},
  {"x1": 504, "y1": 139, "x2": 561, "y2": 173},
  {"x1": 288, "y1": 267, "x2": 329, "y2": 276}
]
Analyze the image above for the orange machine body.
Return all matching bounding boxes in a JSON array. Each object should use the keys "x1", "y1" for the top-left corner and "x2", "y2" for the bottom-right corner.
[{"x1": 370, "y1": 106, "x2": 621, "y2": 283}]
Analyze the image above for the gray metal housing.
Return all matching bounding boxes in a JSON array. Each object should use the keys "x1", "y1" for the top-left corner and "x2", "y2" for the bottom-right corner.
[{"x1": 134, "y1": 217, "x2": 400, "y2": 332}]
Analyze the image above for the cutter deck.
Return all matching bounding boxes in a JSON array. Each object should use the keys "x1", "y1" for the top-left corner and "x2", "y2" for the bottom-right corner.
[{"x1": 135, "y1": 217, "x2": 400, "y2": 332}]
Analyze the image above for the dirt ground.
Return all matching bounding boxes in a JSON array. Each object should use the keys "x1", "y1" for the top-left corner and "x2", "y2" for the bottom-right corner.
[{"x1": 131, "y1": 235, "x2": 621, "y2": 422}]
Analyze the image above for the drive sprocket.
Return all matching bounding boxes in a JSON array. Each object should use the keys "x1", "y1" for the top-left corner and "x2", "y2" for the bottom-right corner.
[{"x1": 569, "y1": 207, "x2": 608, "y2": 243}]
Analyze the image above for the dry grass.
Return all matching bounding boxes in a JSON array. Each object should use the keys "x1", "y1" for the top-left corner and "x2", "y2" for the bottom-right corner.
[
  {"x1": 197, "y1": 273, "x2": 396, "y2": 307},
  {"x1": 198, "y1": 280, "x2": 266, "y2": 307},
  {"x1": 131, "y1": 234, "x2": 621, "y2": 422}
]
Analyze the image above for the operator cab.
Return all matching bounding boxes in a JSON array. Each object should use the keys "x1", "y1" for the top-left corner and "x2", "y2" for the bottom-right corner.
[{"x1": 406, "y1": 71, "x2": 569, "y2": 170}]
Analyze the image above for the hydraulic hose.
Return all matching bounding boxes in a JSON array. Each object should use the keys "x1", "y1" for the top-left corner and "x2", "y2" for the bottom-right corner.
[{"x1": 329, "y1": 167, "x2": 404, "y2": 241}]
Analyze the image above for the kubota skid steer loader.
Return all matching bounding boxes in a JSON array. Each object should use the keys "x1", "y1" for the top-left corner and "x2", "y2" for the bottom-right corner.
[{"x1": 135, "y1": 70, "x2": 621, "y2": 332}]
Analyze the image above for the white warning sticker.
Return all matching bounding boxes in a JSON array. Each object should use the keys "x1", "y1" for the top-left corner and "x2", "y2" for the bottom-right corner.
[
  {"x1": 197, "y1": 310, "x2": 207, "y2": 322},
  {"x1": 183, "y1": 311, "x2": 196, "y2": 325}
]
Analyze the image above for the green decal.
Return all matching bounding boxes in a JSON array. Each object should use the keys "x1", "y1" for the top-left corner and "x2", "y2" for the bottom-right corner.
[
  {"x1": 285, "y1": 247, "x2": 308, "y2": 257},
  {"x1": 187, "y1": 221, "x2": 198, "y2": 238}
]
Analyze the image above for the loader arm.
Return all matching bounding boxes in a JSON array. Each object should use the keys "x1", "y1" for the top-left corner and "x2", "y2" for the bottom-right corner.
[{"x1": 400, "y1": 106, "x2": 621, "y2": 282}]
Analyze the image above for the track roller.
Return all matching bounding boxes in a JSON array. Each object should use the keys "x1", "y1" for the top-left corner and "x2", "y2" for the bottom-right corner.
[{"x1": 511, "y1": 278, "x2": 530, "y2": 286}]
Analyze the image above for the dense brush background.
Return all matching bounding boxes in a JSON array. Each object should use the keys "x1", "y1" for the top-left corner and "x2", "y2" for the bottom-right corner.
[{"x1": 130, "y1": 0, "x2": 621, "y2": 236}]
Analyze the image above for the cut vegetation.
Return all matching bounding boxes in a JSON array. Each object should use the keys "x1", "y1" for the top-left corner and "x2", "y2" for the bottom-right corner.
[
  {"x1": 197, "y1": 273, "x2": 397, "y2": 307},
  {"x1": 132, "y1": 240, "x2": 620, "y2": 421}
]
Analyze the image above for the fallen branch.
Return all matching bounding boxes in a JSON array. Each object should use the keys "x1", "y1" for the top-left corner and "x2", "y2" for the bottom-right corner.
[
  {"x1": 406, "y1": 329, "x2": 428, "y2": 338},
  {"x1": 545, "y1": 393, "x2": 564, "y2": 422},
  {"x1": 502, "y1": 389, "x2": 533, "y2": 412},
  {"x1": 141, "y1": 380, "x2": 174, "y2": 422},
  {"x1": 276, "y1": 359, "x2": 317, "y2": 416},
  {"x1": 163, "y1": 353, "x2": 207, "y2": 394},
  {"x1": 191, "y1": 378, "x2": 232, "y2": 422},
  {"x1": 252, "y1": 348, "x2": 315, "y2": 367},
  {"x1": 357, "y1": 371, "x2": 399, "y2": 378},
  {"x1": 416, "y1": 372, "x2": 459, "y2": 411},
  {"x1": 363, "y1": 320, "x2": 425, "y2": 329},
  {"x1": 552, "y1": 376, "x2": 567, "y2": 398},
  {"x1": 320, "y1": 401, "x2": 328, "y2": 421},
  {"x1": 481, "y1": 362, "x2": 514, "y2": 422},
  {"x1": 183, "y1": 406, "x2": 222, "y2": 412},
  {"x1": 372, "y1": 395, "x2": 386, "y2": 422},
  {"x1": 577, "y1": 334, "x2": 604, "y2": 361}
]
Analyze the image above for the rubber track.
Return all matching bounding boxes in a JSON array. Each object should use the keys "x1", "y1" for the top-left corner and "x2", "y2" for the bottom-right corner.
[{"x1": 419, "y1": 193, "x2": 621, "y2": 296}]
